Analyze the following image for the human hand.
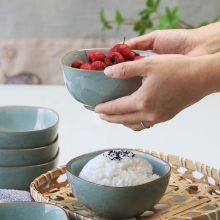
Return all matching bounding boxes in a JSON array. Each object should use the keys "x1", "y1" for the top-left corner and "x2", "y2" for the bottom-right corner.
[
  {"x1": 126, "y1": 22, "x2": 220, "y2": 56},
  {"x1": 95, "y1": 54, "x2": 216, "y2": 131}
]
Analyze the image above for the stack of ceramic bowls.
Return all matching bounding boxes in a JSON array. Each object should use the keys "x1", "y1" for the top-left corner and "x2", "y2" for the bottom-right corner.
[{"x1": 0, "y1": 106, "x2": 59, "y2": 191}]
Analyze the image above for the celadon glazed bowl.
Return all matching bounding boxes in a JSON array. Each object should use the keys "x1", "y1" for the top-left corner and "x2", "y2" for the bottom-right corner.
[
  {"x1": 62, "y1": 49, "x2": 156, "y2": 111},
  {"x1": 0, "y1": 134, "x2": 59, "y2": 166},
  {"x1": 0, "y1": 106, "x2": 59, "y2": 149},
  {"x1": 0, "y1": 148, "x2": 59, "y2": 191},
  {"x1": 66, "y1": 148, "x2": 171, "y2": 219},
  {"x1": 0, "y1": 202, "x2": 68, "y2": 220}
]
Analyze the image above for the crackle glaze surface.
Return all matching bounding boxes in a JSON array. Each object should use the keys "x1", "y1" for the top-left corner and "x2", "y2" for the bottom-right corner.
[
  {"x1": 0, "y1": 106, "x2": 59, "y2": 149},
  {"x1": 66, "y1": 149, "x2": 170, "y2": 219},
  {"x1": 62, "y1": 49, "x2": 156, "y2": 110},
  {"x1": 0, "y1": 202, "x2": 68, "y2": 220},
  {"x1": 0, "y1": 149, "x2": 59, "y2": 191},
  {"x1": 0, "y1": 135, "x2": 59, "y2": 166}
]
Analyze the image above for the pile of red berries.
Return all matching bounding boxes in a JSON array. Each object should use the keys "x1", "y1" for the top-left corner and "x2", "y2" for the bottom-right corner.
[{"x1": 70, "y1": 38, "x2": 145, "y2": 71}]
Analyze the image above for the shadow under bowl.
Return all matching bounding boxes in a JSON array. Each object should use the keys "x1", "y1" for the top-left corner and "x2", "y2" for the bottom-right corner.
[
  {"x1": 0, "y1": 106, "x2": 59, "y2": 149},
  {"x1": 0, "y1": 202, "x2": 68, "y2": 220},
  {"x1": 0, "y1": 134, "x2": 59, "y2": 166},
  {"x1": 66, "y1": 148, "x2": 171, "y2": 219},
  {"x1": 62, "y1": 49, "x2": 156, "y2": 111},
  {"x1": 0, "y1": 148, "x2": 59, "y2": 191}
]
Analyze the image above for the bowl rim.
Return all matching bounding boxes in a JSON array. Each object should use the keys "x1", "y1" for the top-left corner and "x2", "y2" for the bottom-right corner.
[
  {"x1": 61, "y1": 48, "x2": 157, "y2": 72},
  {"x1": 0, "y1": 148, "x2": 59, "y2": 168},
  {"x1": 66, "y1": 148, "x2": 171, "y2": 188},
  {"x1": 0, "y1": 106, "x2": 59, "y2": 133},
  {"x1": 0, "y1": 134, "x2": 59, "y2": 152},
  {"x1": 0, "y1": 201, "x2": 69, "y2": 219}
]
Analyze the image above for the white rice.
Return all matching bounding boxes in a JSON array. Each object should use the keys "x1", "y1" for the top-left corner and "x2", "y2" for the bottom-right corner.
[{"x1": 79, "y1": 150, "x2": 159, "y2": 187}]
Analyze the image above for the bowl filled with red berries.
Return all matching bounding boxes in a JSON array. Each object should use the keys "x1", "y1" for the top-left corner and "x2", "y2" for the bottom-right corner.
[{"x1": 62, "y1": 40, "x2": 156, "y2": 111}]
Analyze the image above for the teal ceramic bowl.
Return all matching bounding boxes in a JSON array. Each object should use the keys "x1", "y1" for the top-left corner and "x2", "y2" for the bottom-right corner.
[
  {"x1": 0, "y1": 106, "x2": 59, "y2": 149},
  {"x1": 62, "y1": 49, "x2": 156, "y2": 111},
  {"x1": 0, "y1": 148, "x2": 59, "y2": 191},
  {"x1": 0, "y1": 134, "x2": 59, "y2": 166},
  {"x1": 66, "y1": 149, "x2": 171, "y2": 219},
  {"x1": 0, "y1": 202, "x2": 68, "y2": 220}
]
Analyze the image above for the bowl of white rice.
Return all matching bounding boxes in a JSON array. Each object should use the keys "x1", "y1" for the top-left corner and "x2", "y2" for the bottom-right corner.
[{"x1": 66, "y1": 149, "x2": 171, "y2": 219}]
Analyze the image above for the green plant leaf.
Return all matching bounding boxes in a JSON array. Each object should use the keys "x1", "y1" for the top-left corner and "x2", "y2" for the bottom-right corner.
[
  {"x1": 115, "y1": 9, "x2": 123, "y2": 23},
  {"x1": 149, "y1": 21, "x2": 153, "y2": 28},
  {"x1": 99, "y1": 8, "x2": 112, "y2": 30},
  {"x1": 134, "y1": 21, "x2": 152, "y2": 35},
  {"x1": 133, "y1": 23, "x2": 142, "y2": 31},
  {"x1": 146, "y1": 0, "x2": 154, "y2": 8},
  {"x1": 156, "y1": 15, "x2": 168, "y2": 29},
  {"x1": 158, "y1": 6, "x2": 179, "y2": 29},
  {"x1": 99, "y1": 8, "x2": 106, "y2": 24},
  {"x1": 139, "y1": 28, "x2": 146, "y2": 36},
  {"x1": 141, "y1": 14, "x2": 149, "y2": 21},
  {"x1": 172, "y1": 6, "x2": 179, "y2": 16},
  {"x1": 106, "y1": 24, "x2": 113, "y2": 30},
  {"x1": 139, "y1": 8, "x2": 152, "y2": 16},
  {"x1": 171, "y1": 14, "x2": 180, "y2": 25},
  {"x1": 166, "y1": 23, "x2": 173, "y2": 29},
  {"x1": 115, "y1": 9, "x2": 123, "y2": 30},
  {"x1": 155, "y1": 0, "x2": 160, "y2": 9},
  {"x1": 171, "y1": 6, "x2": 179, "y2": 25},
  {"x1": 166, "y1": 6, "x2": 172, "y2": 21},
  {"x1": 213, "y1": 15, "x2": 220, "y2": 22},
  {"x1": 146, "y1": 0, "x2": 159, "y2": 12},
  {"x1": 198, "y1": 21, "x2": 209, "y2": 27},
  {"x1": 147, "y1": 21, "x2": 153, "y2": 28}
]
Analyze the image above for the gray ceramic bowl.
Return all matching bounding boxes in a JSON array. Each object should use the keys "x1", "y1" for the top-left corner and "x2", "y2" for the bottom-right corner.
[
  {"x1": 0, "y1": 202, "x2": 68, "y2": 220},
  {"x1": 0, "y1": 148, "x2": 59, "y2": 191},
  {"x1": 66, "y1": 149, "x2": 171, "y2": 219},
  {"x1": 0, "y1": 134, "x2": 59, "y2": 166},
  {"x1": 62, "y1": 49, "x2": 156, "y2": 111},
  {"x1": 0, "y1": 106, "x2": 59, "y2": 149}
]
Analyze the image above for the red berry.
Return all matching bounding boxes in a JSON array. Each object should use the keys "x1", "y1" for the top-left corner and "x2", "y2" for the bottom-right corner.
[
  {"x1": 104, "y1": 52, "x2": 125, "y2": 67},
  {"x1": 91, "y1": 61, "x2": 106, "y2": 71},
  {"x1": 71, "y1": 60, "x2": 84, "y2": 68},
  {"x1": 111, "y1": 42, "x2": 131, "y2": 60},
  {"x1": 133, "y1": 56, "x2": 145, "y2": 61},
  {"x1": 130, "y1": 52, "x2": 140, "y2": 61},
  {"x1": 87, "y1": 51, "x2": 105, "y2": 63},
  {"x1": 109, "y1": 48, "x2": 113, "y2": 53},
  {"x1": 80, "y1": 63, "x2": 92, "y2": 70}
]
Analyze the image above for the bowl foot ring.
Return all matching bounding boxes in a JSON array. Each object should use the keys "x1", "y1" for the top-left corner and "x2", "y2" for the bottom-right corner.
[{"x1": 84, "y1": 105, "x2": 95, "y2": 111}]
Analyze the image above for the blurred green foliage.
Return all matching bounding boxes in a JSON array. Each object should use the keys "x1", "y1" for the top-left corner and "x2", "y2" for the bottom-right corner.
[{"x1": 99, "y1": 0, "x2": 220, "y2": 36}]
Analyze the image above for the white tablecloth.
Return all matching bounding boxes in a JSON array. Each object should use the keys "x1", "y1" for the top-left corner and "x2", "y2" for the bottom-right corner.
[{"x1": 0, "y1": 85, "x2": 219, "y2": 170}]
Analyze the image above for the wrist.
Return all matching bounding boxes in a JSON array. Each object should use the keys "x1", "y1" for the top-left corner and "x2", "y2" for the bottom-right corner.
[
  {"x1": 192, "y1": 22, "x2": 220, "y2": 55},
  {"x1": 193, "y1": 52, "x2": 220, "y2": 95}
]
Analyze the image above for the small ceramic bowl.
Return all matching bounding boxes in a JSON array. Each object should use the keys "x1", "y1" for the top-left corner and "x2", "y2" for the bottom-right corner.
[
  {"x1": 62, "y1": 49, "x2": 156, "y2": 111},
  {"x1": 0, "y1": 148, "x2": 59, "y2": 191},
  {"x1": 0, "y1": 106, "x2": 59, "y2": 149},
  {"x1": 0, "y1": 202, "x2": 68, "y2": 220},
  {"x1": 66, "y1": 149, "x2": 171, "y2": 219},
  {"x1": 0, "y1": 134, "x2": 59, "y2": 166}
]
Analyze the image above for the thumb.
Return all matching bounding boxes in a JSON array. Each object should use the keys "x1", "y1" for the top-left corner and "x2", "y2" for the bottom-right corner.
[{"x1": 104, "y1": 59, "x2": 147, "y2": 79}]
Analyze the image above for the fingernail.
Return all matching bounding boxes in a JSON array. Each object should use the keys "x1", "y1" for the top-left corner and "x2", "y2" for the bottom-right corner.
[
  {"x1": 104, "y1": 66, "x2": 114, "y2": 76},
  {"x1": 99, "y1": 114, "x2": 104, "y2": 119}
]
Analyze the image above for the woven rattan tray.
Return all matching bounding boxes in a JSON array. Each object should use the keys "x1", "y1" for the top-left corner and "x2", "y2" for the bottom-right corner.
[{"x1": 30, "y1": 149, "x2": 220, "y2": 220}]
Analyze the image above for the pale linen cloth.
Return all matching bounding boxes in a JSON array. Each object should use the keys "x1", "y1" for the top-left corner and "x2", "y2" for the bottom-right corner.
[
  {"x1": 0, "y1": 38, "x2": 120, "y2": 85},
  {"x1": 0, "y1": 189, "x2": 33, "y2": 203}
]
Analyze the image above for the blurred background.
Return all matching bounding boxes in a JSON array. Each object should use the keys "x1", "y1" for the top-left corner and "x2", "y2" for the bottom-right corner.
[{"x1": 0, "y1": 0, "x2": 219, "y2": 85}]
